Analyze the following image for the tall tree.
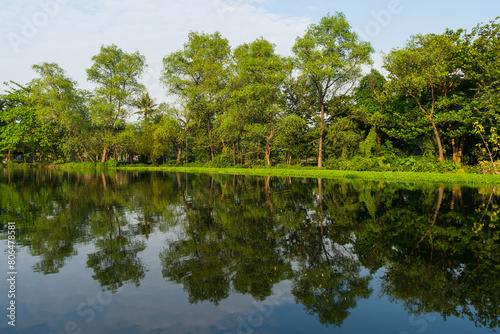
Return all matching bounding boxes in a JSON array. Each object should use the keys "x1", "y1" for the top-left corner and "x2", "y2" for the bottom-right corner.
[
  {"x1": 30, "y1": 62, "x2": 94, "y2": 162},
  {"x1": 0, "y1": 83, "x2": 36, "y2": 162},
  {"x1": 229, "y1": 37, "x2": 290, "y2": 166},
  {"x1": 87, "y1": 44, "x2": 146, "y2": 162},
  {"x1": 384, "y1": 33, "x2": 463, "y2": 162},
  {"x1": 292, "y1": 12, "x2": 373, "y2": 167},
  {"x1": 161, "y1": 31, "x2": 231, "y2": 161}
]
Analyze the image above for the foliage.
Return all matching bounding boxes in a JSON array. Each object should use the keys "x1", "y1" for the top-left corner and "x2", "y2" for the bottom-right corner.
[
  {"x1": 1, "y1": 17, "x2": 500, "y2": 171},
  {"x1": 204, "y1": 154, "x2": 232, "y2": 168},
  {"x1": 292, "y1": 12, "x2": 373, "y2": 167},
  {"x1": 106, "y1": 158, "x2": 119, "y2": 168},
  {"x1": 162, "y1": 160, "x2": 183, "y2": 167}
]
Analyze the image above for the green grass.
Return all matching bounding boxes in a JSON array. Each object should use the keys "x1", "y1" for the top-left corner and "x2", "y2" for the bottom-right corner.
[{"x1": 106, "y1": 166, "x2": 500, "y2": 186}]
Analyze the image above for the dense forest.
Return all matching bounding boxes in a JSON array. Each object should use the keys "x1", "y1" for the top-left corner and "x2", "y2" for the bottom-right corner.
[{"x1": 1, "y1": 13, "x2": 500, "y2": 172}]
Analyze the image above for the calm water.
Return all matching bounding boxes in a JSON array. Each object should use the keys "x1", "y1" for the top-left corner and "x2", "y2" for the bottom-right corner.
[{"x1": 1, "y1": 168, "x2": 499, "y2": 334}]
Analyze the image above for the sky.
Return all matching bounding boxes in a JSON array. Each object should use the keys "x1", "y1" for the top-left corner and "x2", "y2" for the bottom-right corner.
[{"x1": 1, "y1": 0, "x2": 499, "y2": 102}]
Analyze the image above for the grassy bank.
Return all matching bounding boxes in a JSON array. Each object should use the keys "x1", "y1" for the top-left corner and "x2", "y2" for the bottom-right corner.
[
  {"x1": 4, "y1": 162, "x2": 499, "y2": 185},
  {"x1": 107, "y1": 166, "x2": 500, "y2": 186}
]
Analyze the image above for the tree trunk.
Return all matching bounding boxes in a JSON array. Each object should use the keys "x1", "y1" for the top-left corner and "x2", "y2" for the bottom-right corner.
[
  {"x1": 265, "y1": 129, "x2": 274, "y2": 166},
  {"x1": 75, "y1": 134, "x2": 95, "y2": 163},
  {"x1": 429, "y1": 119, "x2": 444, "y2": 162},
  {"x1": 376, "y1": 129, "x2": 382, "y2": 149},
  {"x1": 233, "y1": 142, "x2": 236, "y2": 166},
  {"x1": 101, "y1": 147, "x2": 107, "y2": 163},
  {"x1": 318, "y1": 103, "x2": 325, "y2": 168},
  {"x1": 207, "y1": 119, "x2": 214, "y2": 160},
  {"x1": 75, "y1": 147, "x2": 84, "y2": 163},
  {"x1": 51, "y1": 145, "x2": 59, "y2": 161},
  {"x1": 452, "y1": 137, "x2": 465, "y2": 163},
  {"x1": 265, "y1": 147, "x2": 271, "y2": 166},
  {"x1": 177, "y1": 147, "x2": 182, "y2": 162}
]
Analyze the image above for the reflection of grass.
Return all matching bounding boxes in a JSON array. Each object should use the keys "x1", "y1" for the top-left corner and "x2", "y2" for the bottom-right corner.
[{"x1": 108, "y1": 166, "x2": 500, "y2": 186}]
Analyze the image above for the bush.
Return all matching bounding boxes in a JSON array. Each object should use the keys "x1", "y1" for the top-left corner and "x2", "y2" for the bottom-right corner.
[
  {"x1": 245, "y1": 158, "x2": 266, "y2": 167},
  {"x1": 182, "y1": 161, "x2": 206, "y2": 167},
  {"x1": 106, "y1": 158, "x2": 118, "y2": 168},
  {"x1": 95, "y1": 162, "x2": 107, "y2": 169},
  {"x1": 326, "y1": 156, "x2": 385, "y2": 171},
  {"x1": 79, "y1": 162, "x2": 96, "y2": 169},
  {"x1": 471, "y1": 160, "x2": 499, "y2": 174},
  {"x1": 205, "y1": 155, "x2": 232, "y2": 168},
  {"x1": 275, "y1": 163, "x2": 303, "y2": 169},
  {"x1": 162, "y1": 160, "x2": 182, "y2": 167},
  {"x1": 233, "y1": 164, "x2": 248, "y2": 169}
]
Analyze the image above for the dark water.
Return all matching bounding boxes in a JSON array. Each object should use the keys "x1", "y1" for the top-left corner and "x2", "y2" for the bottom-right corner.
[{"x1": 0, "y1": 168, "x2": 499, "y2": 334}]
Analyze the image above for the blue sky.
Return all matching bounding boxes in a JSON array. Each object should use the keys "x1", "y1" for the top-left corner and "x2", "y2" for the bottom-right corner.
[{"x1": 1, "y1": 0, "x2": 499, "y2": 101}]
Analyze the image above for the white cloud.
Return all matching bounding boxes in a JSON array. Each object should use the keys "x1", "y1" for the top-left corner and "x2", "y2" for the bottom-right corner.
[{"x1": 0, "y1": 0, "x2": 310, "y2": 102}]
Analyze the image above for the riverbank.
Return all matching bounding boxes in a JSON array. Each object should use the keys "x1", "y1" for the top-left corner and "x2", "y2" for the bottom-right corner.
[
  {"x1": 3, "y1": 163, "x2": 499, "y2": 185},
  {"x1": 112, "y1": 166, "x2": 498, "y2": 186}
]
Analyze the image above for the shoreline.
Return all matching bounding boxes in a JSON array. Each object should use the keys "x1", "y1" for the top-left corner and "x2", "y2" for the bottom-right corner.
[
  {"x1": 3, "y1": 164, "x2": 499, "y2": 185},
  {"x1": 44, "y1": 165, "x2": 500, "y2": 186}
]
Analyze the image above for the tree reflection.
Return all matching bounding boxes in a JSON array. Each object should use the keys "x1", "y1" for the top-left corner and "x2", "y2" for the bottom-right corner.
[{"x1": 1, "y1": 169, "x2": 499, "y2": 329}]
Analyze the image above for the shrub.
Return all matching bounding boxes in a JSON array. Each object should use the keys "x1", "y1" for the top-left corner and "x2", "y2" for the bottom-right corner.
[
  {"x1": 205, "y1": 155, "x2": 232, "y2": 168},
  {"x1": 106, "y1": 158, "x2": 118, "y2": 168},
  {"x1": 182, "y1": 161, "x2": 206, "y2": 167},
  {"x1": 80, "y1": 162, "x2": 96, "y2": 169},
  {"x1": 95, "y1": 162, "x2": 107, "y2": 169},
  {"x1": 275, "y1": 163, "x2": 302, "y2": 169},
  {"x1": 162, "y1": 160, "x2": 182, "y2": 167},
  {"x1": 246, "y1": 159, "x2": 265, "y2": 167},
  {"x1": 326, "y1": 156, "x2": 385, "y2": 171}
]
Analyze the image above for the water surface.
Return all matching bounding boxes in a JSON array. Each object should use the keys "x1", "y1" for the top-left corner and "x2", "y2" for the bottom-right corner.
[{"x1": 1, "y1": 169, "x2": 499, "y2": 333}]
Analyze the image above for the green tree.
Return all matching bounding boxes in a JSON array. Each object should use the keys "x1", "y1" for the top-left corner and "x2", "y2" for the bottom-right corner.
[
  {"x1": 353, "y1": 69, "x2": 388, "y2": 151},
  {"x1": 228, "y1": 38, "x2": 290, "y2": 165},
  {"x1": 87, "y1": 44, "x2": 146, "y2": 162},
  {"x1": 0, "y1": 82, "x2": 57, "y2": 161},
  {"x1": 161, "y1": 31, "x2": 231, "y2": 161},
  {"x1": 384, "y1": 33, "x2": 465, "y2": 162},
  {"x1": 30, "y1": 62, "x2": 95, "y2": 162},
  {"x1": 134, "y1": 92, "x2": 157, "y2": 120},
  {"x1": 292, "y1": 12, "x2": 373, "y2": 167},
  {"x1": 273, "y1": 114, "x2": 307, "y2": 164}
]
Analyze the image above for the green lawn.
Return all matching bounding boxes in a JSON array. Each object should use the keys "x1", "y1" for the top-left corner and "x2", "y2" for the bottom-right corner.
[{"x1": 111, "y1": 166, "x2": 500, "y2": 186}]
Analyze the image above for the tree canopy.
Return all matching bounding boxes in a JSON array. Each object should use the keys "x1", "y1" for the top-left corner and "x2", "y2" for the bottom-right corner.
[{"x1": 2, "y1": 15, "x2": 500, "y2": 171}]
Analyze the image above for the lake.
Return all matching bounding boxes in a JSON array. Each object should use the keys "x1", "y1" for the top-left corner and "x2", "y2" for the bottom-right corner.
[{"x1": 1, "y1": 168, "x2": 499, "y2": 334}]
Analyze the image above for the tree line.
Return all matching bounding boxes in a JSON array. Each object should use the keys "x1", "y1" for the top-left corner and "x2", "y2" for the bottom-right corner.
[{"x1": 1, "y1": 13, "x2": 499, "y2": 170}]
